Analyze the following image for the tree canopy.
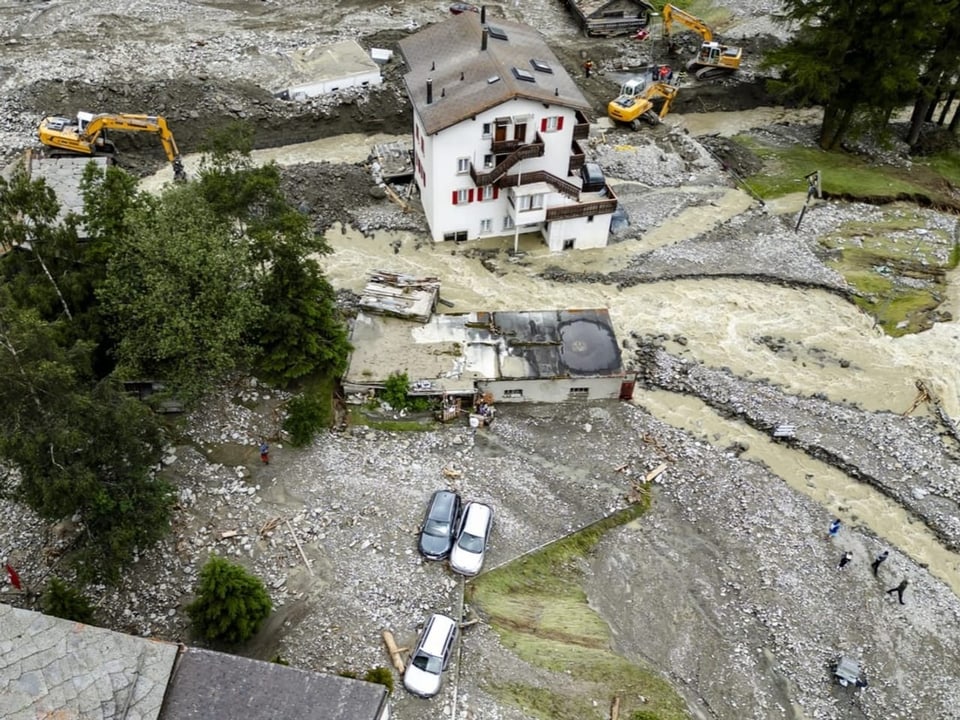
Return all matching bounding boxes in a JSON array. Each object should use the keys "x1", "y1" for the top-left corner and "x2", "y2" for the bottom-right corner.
[
  {"x1": 0, "y1": 127, "x2": 350, "y2": 581},
  {"x1": 764, "y1": 0, "x2": 960, "y2": 149}
]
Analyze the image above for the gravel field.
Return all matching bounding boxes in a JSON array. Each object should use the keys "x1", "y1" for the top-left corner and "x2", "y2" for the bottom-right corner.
[{"x1": 4, "y1": 1, "x2": 960, "y2": 719}]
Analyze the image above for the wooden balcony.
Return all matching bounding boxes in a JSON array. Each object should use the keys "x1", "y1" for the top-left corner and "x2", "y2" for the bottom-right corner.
[
  {"x1": 545, "y1": 184, "x2": 617, "y2": 221},
  {"x1": 491, "y1": 138, "x2": 523, "y2": 153},
  {"x1": 568, "y1": 139, "x2": 585, "y2": 174},
  {"x1": 497, "y1": 170, "x2": 579, "y2": 201},
  {"x1": 471, "y1": 135, "x2": 544, "y2": 186},
  {"x1": 572, "y1": 110, "x2": 590, "y2": 140}
]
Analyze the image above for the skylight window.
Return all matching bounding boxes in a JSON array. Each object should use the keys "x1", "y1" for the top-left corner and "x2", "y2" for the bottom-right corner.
[
  {"x1": 512, "y1": 67, "x2": 536, "y2": 83},
  {"x1": 487, "y1": 75, "x2": 501, "y2": 84},
  {"x1": 487, "y1": 25, "x2": 509, "y2": 41},
  {"x1": 530, "y1": 59, "x2": 553, "y2": 73}
]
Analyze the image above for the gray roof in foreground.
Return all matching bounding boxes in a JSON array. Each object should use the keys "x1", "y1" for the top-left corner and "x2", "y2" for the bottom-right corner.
[
  {"x1": 0, "y1": 603, "x2": 177, "y2": 720},
  {"x1": 399, "y1": 12, "x2": 590, "y2": 135},
  {"x1": 159, "y1": 646, "x2": 389, "y2": 720}
]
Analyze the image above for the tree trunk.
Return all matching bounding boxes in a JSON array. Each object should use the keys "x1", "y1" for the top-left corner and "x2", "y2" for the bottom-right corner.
[
  {"x1": 938, "y1": 90, "x2": 957, "y2": 126},
  {"x1": 907, "y1": 95, "x2": 933, "y2": 147},
  {"x1": 924, "y1": 89, "x2": 941, "y2": 122},
  {"x1": 820, "y1": 102, "x2": 854, "y2": 150}
]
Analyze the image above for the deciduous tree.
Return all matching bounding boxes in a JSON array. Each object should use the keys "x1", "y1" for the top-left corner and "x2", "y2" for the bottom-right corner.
[{"x1": 97, "y1": 184, "x2": 263, "y2": 403}]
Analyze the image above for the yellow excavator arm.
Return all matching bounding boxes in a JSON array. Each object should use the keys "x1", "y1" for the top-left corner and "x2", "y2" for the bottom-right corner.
[
  {"x1": 38, "y1": 112, "x2": 187, "y2": 181},
  {"x1": 661, "y1": 4, "x2": 713, "y2": 43}
]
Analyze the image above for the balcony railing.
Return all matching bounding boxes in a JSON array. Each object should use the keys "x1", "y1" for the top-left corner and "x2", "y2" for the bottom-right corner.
[
  {"x1": 497, "y1": 169, "x2": 580, "y2": 201},
  {"x1": 491, "y1": 138, "x2": 523, "y2": 153},
  {"x1": 470, "y1": 134, "x2": 545, "y2": 186},
  {"x1": 568, "y1": 139, "x2": 585, "y2": 174},
  {"x1": 545, "y1": 189, "x2": 617, "y2": 221},
  {"x1": 572, "y1": 110, "x2": 590, "y2": 140}
]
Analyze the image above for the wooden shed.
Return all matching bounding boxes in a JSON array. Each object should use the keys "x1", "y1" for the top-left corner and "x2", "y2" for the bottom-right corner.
[{"x1": 560, "y1": 0, "x2": 654, "y2": 37}]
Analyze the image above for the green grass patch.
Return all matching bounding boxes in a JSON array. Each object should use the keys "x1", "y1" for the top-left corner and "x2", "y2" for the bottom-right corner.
[
  {"x1": 919, "y1": 151, "x2": 960, "y2": 188},
  {"x1": 736, "y1": 138, "x2": 933, "y2": 200},
  {"x1": 818, "y1": 214, "x2": 952, "y2": 336},
  {"x1": 470, "y1": 498, "x2": 688, "y2": 720},
  {"x1": 347, "y1": 406, "x2": 434, "y2": 432}
]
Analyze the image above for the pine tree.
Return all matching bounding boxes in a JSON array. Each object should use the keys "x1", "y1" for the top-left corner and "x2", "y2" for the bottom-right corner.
[
  {"x1": 187, "y1": 556, "x2": 272, "y2": 645},
  {"x1": 42, "y1": 578, "x2": 95, "y2": 624}
]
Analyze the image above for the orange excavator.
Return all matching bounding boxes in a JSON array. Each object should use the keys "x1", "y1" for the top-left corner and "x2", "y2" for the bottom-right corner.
[
  {"x1": 661, "y1": 4, "x2": 742, "y2": 80},
  {"x1": 38, "y1": 112, "x2": 187, "y2": 181}
]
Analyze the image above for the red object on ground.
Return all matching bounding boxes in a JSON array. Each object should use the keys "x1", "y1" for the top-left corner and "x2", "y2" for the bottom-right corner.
[{"x1": 5, "y1": 563, "x2": 22, "y2": 590}]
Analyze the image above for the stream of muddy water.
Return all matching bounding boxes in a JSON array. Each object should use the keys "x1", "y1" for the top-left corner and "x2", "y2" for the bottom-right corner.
[{"x1": 142, "y1": 116, "x2": 960, "y2": 595}]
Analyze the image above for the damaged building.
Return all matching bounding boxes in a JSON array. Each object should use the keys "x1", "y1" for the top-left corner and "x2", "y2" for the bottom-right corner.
[{"x1": 344, "y1": 307, "x2": 635, "y2": 403}]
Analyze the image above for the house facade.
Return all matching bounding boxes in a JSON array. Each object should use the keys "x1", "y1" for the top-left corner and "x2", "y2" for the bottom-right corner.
[{"x1": 399, "y1": 12, "x2": 616, "y2": 251}]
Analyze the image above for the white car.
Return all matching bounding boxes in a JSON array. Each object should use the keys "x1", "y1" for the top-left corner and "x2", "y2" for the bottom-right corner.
[
  {"x1": 403, "y1": 613, "x2": 458, "y2": 698},
  {"x1": 449, "y1": 502, "x2": 493, "y2": 576}
]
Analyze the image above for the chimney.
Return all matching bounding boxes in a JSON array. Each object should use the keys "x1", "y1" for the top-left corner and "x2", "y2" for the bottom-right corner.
[
  {"x1": 481, "y1": 5, "x2": 486, "y2": 23},
  {"x1": 431, "y1": 60, "x2": 436, "y2": 71},
  {"x1": 460, "y1": 71, "x2": 465, "y2": 81},
  {"x1": 442, "y1": 88, "x2": 446, "y2": 98},
  {"x1": 482, "y1": 28, "x2": 488, "y2": 51},
  {"x1": 427, "y1": 79, "x2": 433, "y2": 105}
]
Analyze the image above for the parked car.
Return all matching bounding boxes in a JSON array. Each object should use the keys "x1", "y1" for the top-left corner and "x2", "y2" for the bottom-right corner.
[
  {"x1": 418, "y1": 490, "x2": 461, "y2": 560},
  {"x1": 449, "y1": 502, "x2": 493, "y2": 576},
  {"x1": 403, "y1": 613, "x2": 458, "y2": 698},
  {"x1": 580, "y1": 162, "x2": 607, "y2": 193}
]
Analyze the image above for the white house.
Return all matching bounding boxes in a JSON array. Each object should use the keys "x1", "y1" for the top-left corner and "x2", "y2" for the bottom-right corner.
[{"x1": 398, "y1": 11, "x2": 616, "y2": 251}]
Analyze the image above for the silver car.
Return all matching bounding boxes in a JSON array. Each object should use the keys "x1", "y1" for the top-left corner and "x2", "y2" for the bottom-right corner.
[
  {"x1": 403, "y1": 613, "x2": 458, "y2": 698},
  {"x1": 449, "y1": 502, "x2": 493, "y2": 576}
]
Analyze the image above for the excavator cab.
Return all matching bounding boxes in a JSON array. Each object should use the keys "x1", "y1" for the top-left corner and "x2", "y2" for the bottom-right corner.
[
  {"x1": 661, "y1": 3, "x2": 742, "y2": 80},
  {"x1": 607, "y1": 80, "x2": 678, "y2": 129}
]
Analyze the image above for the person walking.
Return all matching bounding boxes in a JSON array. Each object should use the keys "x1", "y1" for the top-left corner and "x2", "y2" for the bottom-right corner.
[
  {"x1": 837, "y1": 551, "x2": 853, "y2": 569},
  {"x1": 259, "y1": 441, "x2": 270, "y2": 465},
  {"x1": 828, "y1": 518, "x2": 842, "y2": 539},
  {"x1": 887, "y1": 579, "x2": 909, "y2": 605},
  {"x1": 583, "y1": 60, "x2": 594, "y2": 78},
  {"x1": 871, "y1": 550, "x2": 890, "y2": 577}
]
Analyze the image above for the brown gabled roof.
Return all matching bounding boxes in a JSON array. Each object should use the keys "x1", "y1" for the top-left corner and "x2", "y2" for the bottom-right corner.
[{"x1": 399, "y1": 13, "x2": 590, "y2": 135}]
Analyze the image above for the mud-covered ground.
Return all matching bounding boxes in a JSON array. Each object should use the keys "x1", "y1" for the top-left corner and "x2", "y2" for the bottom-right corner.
[{"x1": 3, "y1": 1, "x2": 960, "y2": 719}]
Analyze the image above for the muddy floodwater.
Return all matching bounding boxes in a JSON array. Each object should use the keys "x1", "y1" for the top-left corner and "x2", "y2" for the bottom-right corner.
[{"x1": 141, "y1": 119, "x2": 960, "y2": 601}]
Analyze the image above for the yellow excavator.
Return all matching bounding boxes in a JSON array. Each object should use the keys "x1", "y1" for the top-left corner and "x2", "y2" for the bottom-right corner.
[
  {"x1": 38, "y1": 112, "x2": 187, "y2": 181},
  {"x1": 608, "y1": 79, "x2": 679, "y2": 129},
  {"x1": 661, "y1": 4, "x2": 742, "y2": 80}
]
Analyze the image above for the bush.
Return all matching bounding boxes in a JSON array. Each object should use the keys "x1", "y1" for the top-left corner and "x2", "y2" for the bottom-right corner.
[
  {"x1": 283, "y1": 391, "x2": 330, "y2": 447},
  {"x1": 41, "y1": 578, "x2": 95, "y2": 624},
  {"x1": 381, "y1": 371, "x2": 411, "y2": 411},
  {"x1": 364, "y1": 666, "x2": 395, "y2": 694},
  {"x1": 631, "y1": 711, "x2": 664, "y2": 720},
  {"x1": 186, "y1": 556, "x2": 272, "y2": 645}
]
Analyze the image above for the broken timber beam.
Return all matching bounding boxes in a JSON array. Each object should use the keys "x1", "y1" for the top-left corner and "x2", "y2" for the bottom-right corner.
[{"x1": 382, "y1": 630, "x2": 407, "y2": 674}]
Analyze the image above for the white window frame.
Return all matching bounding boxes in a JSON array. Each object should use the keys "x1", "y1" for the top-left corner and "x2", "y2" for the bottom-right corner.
[
  {"x1": 544, "y1": 116, "x2": 560, "y2": 132},
  {"x1": 480, "y1": 186, "x2": 495, "y2": 201},
  {"x1": 504, "y1": 389, "x2": 524, "y2": 398},
  {"x1": 518, "y1": 193, "x2": 544, "y2": 211},
  {"x1": 480, "y1": 218, "x2": 493, "y2": 233},
  {"x1": 456, "y1": 157, "x2": 470, "y2": 174},
  {"x1": 482, "y1": 122, "x2": 492, "y2": 137},
  {"x1": 503, "y1": 216, "x2": 515, "y2": 230},
  {"x1": 483, "y1": 154, "x2": 494, "y2": 169},
  {"x1": 456, "y1": 189, "x2": 470, "y2": 204}
]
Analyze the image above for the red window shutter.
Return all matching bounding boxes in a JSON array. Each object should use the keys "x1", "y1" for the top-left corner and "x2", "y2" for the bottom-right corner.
[
  {"x1": 468, "y1": 189, "x2": 475, "y2": 202},
  {"x1": 452, "y1": 190, "x2": 458, "y2": 205},
  {"x1": 540, "y1": 118, "x2": 547, "y2": 132},
  {"x1": 493, "y1": 187, "x2": 500, "y2": 199},
  {"x1": 557, "y1": 116, "x2": 564, "y2": 130}
]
